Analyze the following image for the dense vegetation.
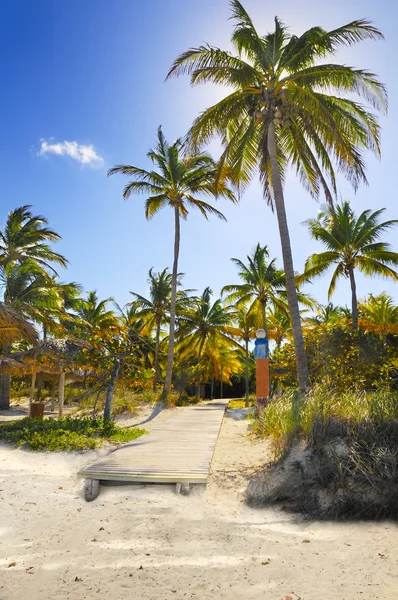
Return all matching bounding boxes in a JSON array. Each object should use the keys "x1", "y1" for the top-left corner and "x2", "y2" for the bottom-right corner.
[{"x1": 0, "y1": 417, "x2": 147, "y2": 451}]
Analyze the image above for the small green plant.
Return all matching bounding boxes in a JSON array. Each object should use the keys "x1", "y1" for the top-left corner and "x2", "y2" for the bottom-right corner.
[
  {"x1": 0, "y1": 417, "x2": 147, "y2": 451},
  {"x1": 228, "y1": 398, "x2": 255, "y2": 409}
]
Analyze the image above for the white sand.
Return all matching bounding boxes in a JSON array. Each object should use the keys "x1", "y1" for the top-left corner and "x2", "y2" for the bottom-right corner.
[{"x1": 1, "y1": 406, "x2": 397, "y2": 600}]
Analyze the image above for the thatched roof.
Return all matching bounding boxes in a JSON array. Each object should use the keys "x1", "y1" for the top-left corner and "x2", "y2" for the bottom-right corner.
[
  {"x1": 15, "y1": 338, "x2": 93, "y2": 371},
  {"x1": 0, "y1": 302, "x2": 38, "y2": 346},
  {"x1": 0, "y1": 355, "x2": 26, "y2": 375}
]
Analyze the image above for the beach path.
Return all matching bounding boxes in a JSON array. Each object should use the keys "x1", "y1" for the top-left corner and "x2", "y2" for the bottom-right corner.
[{"x1": 80, "y1": 401, "x2": 228, "y2": 497}]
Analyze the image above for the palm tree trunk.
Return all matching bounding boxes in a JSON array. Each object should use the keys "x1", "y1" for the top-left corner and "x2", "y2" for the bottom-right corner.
[
  {"x1": 0, "y1": 345, "x2": 11, "y2": 410},
  {"x1": 220, "y1": 369, "x2": 224, "y2": 399},
  {"x1": 210, "y1": 377, "x2": 214, "y2": 400},
  {"x1": 245, "y1": 338, "x2": 250, "y2": 407},
  {"x1": 348, "y1": 267, "x2": 358, "y2": 329},
  {"x1": 267, "y1": 121, "x2": 309, "y2": 392},
  {"x1": 261, "y1": 302, "x2": 268, "y2": 335},
  {"x1": 104, "y1": 360, "x2": 121, "y2": 421},
  {"x1": 0, "y1": 373, "x2": 11, "y2": 410},
  {"x1": 153, "y1": 320, "x2": 161, "y2": 392},
  {"x1": 163, "y1": 207, "x2": 180, "y2": 397}
]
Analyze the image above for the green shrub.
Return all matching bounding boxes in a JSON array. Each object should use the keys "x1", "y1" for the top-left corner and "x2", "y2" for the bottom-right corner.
[
  {"x1": 228, "y1": 398, "x2": 255, "y2": 409},
  {"x1": 0, "y1": 417, "x2": 147, "y2": 452}
]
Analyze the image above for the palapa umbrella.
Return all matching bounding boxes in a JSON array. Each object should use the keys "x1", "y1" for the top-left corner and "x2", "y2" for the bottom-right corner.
[
  {"x1": 0, "y1": 355, "x2": 26, "y2": 376},
  {"x1": 17, "y1": 338, "x2": 92, "y2": 417},
  {"x1": 0, "y1": 302, "x2": 38, "y2": 346}
]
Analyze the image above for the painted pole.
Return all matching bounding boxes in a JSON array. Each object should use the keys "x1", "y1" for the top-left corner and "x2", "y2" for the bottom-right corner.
[{"x1": 254, "y1": 329, "x2": 269, "y2": 412}]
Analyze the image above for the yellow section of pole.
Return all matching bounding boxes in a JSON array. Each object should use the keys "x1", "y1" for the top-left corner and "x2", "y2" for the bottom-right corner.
[
  {"x1": 29, "y1": 371, "x2": 36, "y2": 417},
  {"x1": 58, "y1": 371, "x2": 65, "y2": 418}
]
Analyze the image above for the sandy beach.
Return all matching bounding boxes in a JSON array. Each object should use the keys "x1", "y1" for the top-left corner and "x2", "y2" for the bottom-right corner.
[{"x1": 1, "y1": 407, "x2": 397, "y2": 600}]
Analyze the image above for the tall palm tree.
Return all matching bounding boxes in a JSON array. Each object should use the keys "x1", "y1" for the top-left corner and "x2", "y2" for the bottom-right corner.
[
  {"x1": 304, "y1": 202, "x2": 398, "y2": 328},
  {"x1": 167, "y1": 0, "x2": 387, "y2": 391},
  {"x1": 222, "y1": 244, "x2": 286, "y2": 334},
  {"x1": 177, "y1": 287, "x2": 237, "y2": 399},
  {"x1": 227, "y1": 307, "x2": 259, "y2": 406},
  {"x1": 108, "y1": 127, "x2": 235, "y2": 397},
  {"x1": 359, "y1": 293, "x2": 398, "y2": 344},
  {"x1": 131, "y1": 268, "x2": 173, "y2": 390},
  {"x1": 0, "y1": 205, "x2": 67, "y2": 275}
]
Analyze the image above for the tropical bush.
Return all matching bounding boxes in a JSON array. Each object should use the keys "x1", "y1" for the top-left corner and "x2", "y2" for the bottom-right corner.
[{"x1": 0, "y1": 417, "x2": 147, "y2": 451}]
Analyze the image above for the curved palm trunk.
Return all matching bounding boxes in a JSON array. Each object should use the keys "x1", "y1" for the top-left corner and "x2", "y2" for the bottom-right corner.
[
  {"x1": 163, "y1": 207, "x2": 180, "y2": 397},
  {"x1": 245, "y1": 338, "x2": 250, "y2": 407},
  {"x1": 348, "y1": 267, "x2": 358, "y2": 330},
  {"x1": 153, "y1": 319, "x2": 161, "y2": 392},
  {"x1": 267, "y1": 122, "x2": 309, "y2": 392}
]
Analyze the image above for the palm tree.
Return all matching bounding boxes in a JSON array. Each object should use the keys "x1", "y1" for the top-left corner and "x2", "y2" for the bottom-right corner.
[
  {"x1": 222, "y1": 244, "x2": 313, "y2": 335},
  {"x1": 76, "y1": 291, "x2": 119, "y2": 336},
  {"x1": 222, "y1": 244, "x2": 286, "y2": 334},
  {"x1": 177, "y1": 287, "x2": 236, "y2": 399},
  {"x1": 306, "y1": 302, "x2": 347, "y2": 326},
  {"x1": 0, "y1": 262, "x2": 60, "y2": 409},
  {"x1": 267, "y1": 306, "x2": 292, "y2": 350},
  {"x1": 131, "y1": 268, "x2": 172, "y2": 390},
  {"x1": 0, "y1": 205, "x2": 67, "y2": 275},
  {"x1": 304, "y1": 202, "x2": 398, "y2": 328},
  {"x1": 203, "y1": 344, "x2": 243, "y2": 400},
  {"x1": 359, "y1": 293, "x2": 398, "y2": 344},
  {"x1": 108, "y1": 127, "x2": 235, "y2": 397},
  {"x1": 167, "y1": 1, "x2": 387, "y2": 391},
  {"x1": 2, "y1": 262, "x2": 64, "y2": 335},
  {"x1": 227, "y1": 307, "x2": 259, "y2": 406}
]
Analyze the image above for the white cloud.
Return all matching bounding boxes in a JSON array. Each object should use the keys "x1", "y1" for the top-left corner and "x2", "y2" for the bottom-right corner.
[{"x1": 38, "y1": 139, "x2": 103, "y2": 166}]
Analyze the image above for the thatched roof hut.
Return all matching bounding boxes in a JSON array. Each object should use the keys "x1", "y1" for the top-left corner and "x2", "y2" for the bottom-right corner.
[
  {"x1": 0, "y1": 302, "x2": 38, "y2": 347},
  {"x1": 15, "y1": 338, "x2": 93, "y2": 417}
]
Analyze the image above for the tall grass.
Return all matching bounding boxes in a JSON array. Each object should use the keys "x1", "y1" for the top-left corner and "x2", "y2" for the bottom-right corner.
[{"x1": 255, "y1": 386, "x2": 398, "y2": 453}]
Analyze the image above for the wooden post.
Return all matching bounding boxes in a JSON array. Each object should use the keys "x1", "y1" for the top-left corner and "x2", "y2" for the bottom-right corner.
[
  {"x1": 58, "y1": 371, "x2": 65, "y2": 418},
  {"x1": 29, "y1": 371, "x2": 37, "y2": 417},
  {"x1": 51, "y1": 379, "x2": 56, "y2": 412}
]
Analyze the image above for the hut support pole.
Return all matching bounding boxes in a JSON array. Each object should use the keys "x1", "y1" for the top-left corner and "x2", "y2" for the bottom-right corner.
[
  {"x1": 29, "y1": 371, "x2": 36, "y2": 417},
  {"x1": 59, "y1": 371, "x2": 65, "y2": 418}
]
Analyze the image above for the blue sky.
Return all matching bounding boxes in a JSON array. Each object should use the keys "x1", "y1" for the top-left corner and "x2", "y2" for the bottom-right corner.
[{"x1": 1, "y1": 0, "x2": 397, "y2": 310}]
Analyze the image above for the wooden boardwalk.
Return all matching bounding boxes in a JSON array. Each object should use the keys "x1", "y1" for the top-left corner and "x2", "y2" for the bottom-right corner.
[{"x1": 80, "y1": 401, "x2": 227, "y2": 489}]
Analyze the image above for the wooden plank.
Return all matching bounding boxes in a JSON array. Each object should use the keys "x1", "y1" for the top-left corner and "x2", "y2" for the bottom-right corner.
[{"x1": 80, "y1": 401, "x2": 227, "y2": 485}]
